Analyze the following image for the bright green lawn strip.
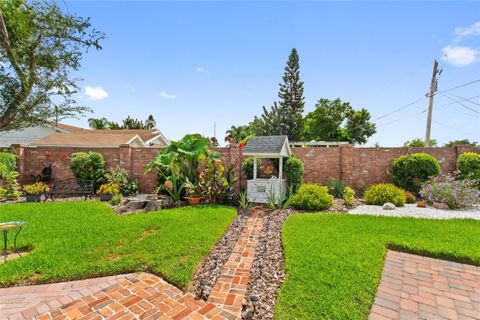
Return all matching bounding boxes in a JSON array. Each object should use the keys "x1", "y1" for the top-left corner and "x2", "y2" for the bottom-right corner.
[
  {"x1": 276, "y1": 214, "x2": 480, "y2": 320},
  {"x1": 0, "y1": 202, "x2": 235, "y2": 289}
]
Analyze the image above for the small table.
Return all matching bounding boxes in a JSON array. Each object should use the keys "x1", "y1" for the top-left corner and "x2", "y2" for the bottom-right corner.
[{"x1": 0, "y1": 221, "x2": 26, "y2": 262}]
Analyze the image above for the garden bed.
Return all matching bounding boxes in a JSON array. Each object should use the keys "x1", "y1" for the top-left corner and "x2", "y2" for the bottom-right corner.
[{"x1": 348, "y1": 203, "x2": 480, "y2": 219}]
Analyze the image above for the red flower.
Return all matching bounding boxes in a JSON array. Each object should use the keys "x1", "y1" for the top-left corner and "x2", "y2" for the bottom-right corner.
[
  {"x1": 61, "y1": 152, "x2": 69, "y2": 159},
  {"x1": 45, "y1": 151, "x2": 52, "y2": 158},
  {"x1": 225, "y1": 136, "x2": 233, "y2": 143},
  {"x1": 213, "y1": 161, "x2": 222, "y2": 167},
  {"x1": 211, "y1": 137, "x2": 217, "y2": 142},
  {"x1": 239, "y1": 142, "x2": 245, "y2": 149}
]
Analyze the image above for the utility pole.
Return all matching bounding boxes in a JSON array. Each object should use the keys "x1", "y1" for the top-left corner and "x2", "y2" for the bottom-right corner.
[{"x1": 425, "y1": 60, "x2": 440, "y2": 147}]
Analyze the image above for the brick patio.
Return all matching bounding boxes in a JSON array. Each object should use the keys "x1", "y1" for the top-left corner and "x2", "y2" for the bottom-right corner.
[
  {"x1": 369, "y1": 250, "x2": 480, "y2": 320},
  {"x1": 1, "y1": 211, "x2": 265, "y2": 320}
]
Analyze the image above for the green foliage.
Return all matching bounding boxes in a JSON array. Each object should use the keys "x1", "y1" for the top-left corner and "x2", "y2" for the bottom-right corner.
[
  {"x1": 241, "y1": 157, "x2": 261, "y2": 180},
  {"x1": 0, "y1": 152, "x2": 16, "y2": 173},
  {"x1": 364, "y1": 183, "x2": 405, "y2": 206},
  {"x1": 98, "y1": 183, "x2": 120, "y2": 195},
  {"x1": 89, "y1": 115, "x2": 157, "y2": 130},
  {"x1": 250, "y1": 48, "x2": 305, "y2": 141},
  {"x1": 457, "y1": 152, "x2": 480, "y2": 181},
  {"x1": 109, "y1": 194, "x2": 123, "y2": 206},
  {"x1": 23, "y1": 182, "x2": 49, "y2": 195},
  {"x1": 0, "y1": 187, "x2": 5, "y2": 200},
  {"x1": 403, "y1": 138, "x2": 438, "y2": 148},
  {"x1": 0, "y1": 202, "x2": 236, "y2": 288},
  {"x1": 327, "y1": 178, "x2": 346, "y2": 198},
  {"x1": 267, "y1": 191, "x2": 277, "y2": 210},
  {"x1": 70, "y1": 152, "x2": 106, "y2": 188},
  {"x1": 105, "y1": 166, "x2": 138, "y2": 196},
  {"x1": 444, "y1": 139, "x2": 478, "y2": 147},
  {"x1": 198, "y1": 160, "x2": 237, "y2": 204},
  {"x1": 277, "y1": 214, "x2": 480, "y2": 319},
  {"x1": 291, "y1": 184, "x2": 333, "y2": 211},
  {"x1": 1, "y1": 171, "x2": 21, "y2": 201},
  {"x1": 405, "y1": 191, "x2": 416, "y2": 204},
  {"x1": 285, "y1": 156, "x2": 304, "y2": 193},
  {"x1": 238, "y1": 190, "x2": 252, "y2": 210},
  {"x1": 0, "y1": 0, "x2": 104, "y2": 131},
  {"x1": 225, "y1": 125, "x2": 252, "y2": 143},
  {"x1": 392, "y1": 153, "x2": 440, "y2": 192},
  {"x1": 343, "y1": 186, "x2": 355, "y2": 206},
  {"x1": 303, "y1": 98, "x2": 376, "y2": 145}
]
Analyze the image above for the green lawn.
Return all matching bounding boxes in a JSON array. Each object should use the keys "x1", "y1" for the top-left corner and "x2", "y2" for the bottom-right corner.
[
  {"x1": 276, "y1": 214, "x2": 480, "y2": 320},
  {"x1": 0, "y1": 202, "x2": 236, "y2": 289}
]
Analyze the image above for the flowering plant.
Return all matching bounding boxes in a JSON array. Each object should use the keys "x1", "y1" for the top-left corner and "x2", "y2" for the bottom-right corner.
[
  {"x1": 23, "y1": 182, "x2": 49, "y2": 195},
  {"x1": 98, "y1": 183, "x2": 120, "y2": 195},
  {"x1": 420, "y1": 172, "x2": 480, "y2": 209}
]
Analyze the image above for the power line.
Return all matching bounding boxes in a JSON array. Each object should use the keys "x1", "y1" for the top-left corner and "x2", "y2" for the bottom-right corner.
[
  {"x1": 435, "y1": 79, "x2": 480, "y2": 95},
  {"x1": 443, "y1": 92, "x2": 480, "y2": 107},
  {"x1": 439, "y1": 92, "x2": 480, "y2": 115},
  {"x1": 438, "y1": 95, "x2": 480, "y2": 108},
  {"x1": 433, "y1": 120, "x2": 479, "y2": 137}
]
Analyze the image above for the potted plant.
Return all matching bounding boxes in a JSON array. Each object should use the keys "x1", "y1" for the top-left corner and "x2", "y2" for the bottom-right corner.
[
  {"x1": 185, "y1": 179, "x2": 201, "y2": 205},
  {"x1": 23, "y1": 182, "x2": 49, "y2": 202},
  {"x1": 98, "y1": 183, "x2": 120, "y2": 202}
]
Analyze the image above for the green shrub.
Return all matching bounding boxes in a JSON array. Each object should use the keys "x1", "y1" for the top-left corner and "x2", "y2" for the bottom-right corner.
[
  {"x1": 105, "y1": 167, "x2": 138, "y2": 196},
  {"x1": 343, "y1": 186, "x2": 355, "y2": 206},
  {"x1": 291, "y1": 184, "x2": 333, "y2": 211},
  {"x1": 70, "y1": 152, "x2": 106, "y2": 188},
  {"x1": 109, "y1": 194, "x2": 123, "y2": 206},
  {"x1": 0, "y1": 152, "x2": 16, "y2": 174},
  {"x1": 392, "y1": 153, "x2": 440, "y2": 193},
  {"x1": 364, "y1": 183, "x2": 405, "y2": 207},
  {"x1": 405, "y1": 191, "x2": 416, "y2": 204},
  {"x1": 1, "y1": 171, "x2": 21, "y2": 201},
  {"x1": 285, "y1": 156, "x2": 304, "y2": 193},
  {"x1": 457, "y1": 152, "x2": 480, "y2": 181},
  {"x1": 0, "y1": 187, "x2": 5, "y2": 200},
  {"x1": 242, "y1": 157, "x2": 260, "y2": 180},
  {"x1": 327, "y1": 178, "x2": 345, "y2": 198}
]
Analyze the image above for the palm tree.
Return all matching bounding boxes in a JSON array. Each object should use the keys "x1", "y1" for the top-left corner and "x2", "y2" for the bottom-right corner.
[
  {"x1": 88, "y1": 117, "x2": 110, "y2": 130},
  {"x1": 225, "y1": 125, "x2": 251, "y2": 143}
]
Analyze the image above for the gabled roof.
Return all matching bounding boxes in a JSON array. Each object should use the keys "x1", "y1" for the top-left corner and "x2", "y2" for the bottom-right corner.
[
  {"x1": 50, "y1": 122, "x2": 87, "y2": 134},
  {"x1": 32, "y1": 132, "x2": 146, "y2": 148},
  {"x1": 242, "y1": 135, "x2": 292, "y2": 157}
]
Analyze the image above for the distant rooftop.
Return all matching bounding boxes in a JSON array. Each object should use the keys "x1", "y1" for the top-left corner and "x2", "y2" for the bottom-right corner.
[{"x1": 242, "y1": 135, "x2": 291, "y2": 157}]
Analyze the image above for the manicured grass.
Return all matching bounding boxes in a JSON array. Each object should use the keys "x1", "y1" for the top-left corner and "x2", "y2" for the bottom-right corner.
[
  {"x1": 276, "y1": 214, "x2": 480, "y2": 320},
  {"x1": 0, "y1": 202, "x2": 235, "y2": 289}
]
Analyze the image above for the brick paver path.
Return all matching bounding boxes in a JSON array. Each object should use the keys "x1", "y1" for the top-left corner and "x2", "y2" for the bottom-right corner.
[
  {"x1": 370, "y1": 250, "x2": 480, "y2": 320},
  {"x1": 0, "y1": 274, "x2": 131, "y2": 320},
  {"x1": 2, "y1": 211, "x2": 264, "y2": 320}
]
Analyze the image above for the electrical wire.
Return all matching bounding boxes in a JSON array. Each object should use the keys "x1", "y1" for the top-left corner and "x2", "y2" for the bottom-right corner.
[
  {"x1": 433, "y1": 120, "x2": 479, "y2": 137},
  {"x1": 442, "y1": 92, "x2": 480, "y2": 107},
  {"x1": 439, "y1": 92, "x2": 480, "y2": 115}
]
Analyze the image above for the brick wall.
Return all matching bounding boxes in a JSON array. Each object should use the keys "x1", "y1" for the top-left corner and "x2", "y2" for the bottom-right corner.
[{"x1": 12, "y1": 144, "x2": 479, "y2": 193}]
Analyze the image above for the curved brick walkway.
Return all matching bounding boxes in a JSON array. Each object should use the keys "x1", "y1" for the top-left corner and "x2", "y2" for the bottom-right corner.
[
  {"x1": 1, "y1": 211, "x2": 265, "y2": 320},
  {"x1": 370, "y1": 250, "x2": 480, "y2": 320}
]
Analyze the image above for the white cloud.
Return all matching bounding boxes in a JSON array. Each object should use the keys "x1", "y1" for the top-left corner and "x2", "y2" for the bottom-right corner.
[
  {"x1": 441, "y1": 45, "x2": 479, "y2": 67},
  {"x1": 454, "y1": 21, "x2": 480, "y2": 42},
  {"x1": 160, "y1": 91, "x2": 176, "y2": 99},
  {"x1": 85, "y1": 86, "x2": 109, "y2": 101},
  {"x1": 196, "y1": 67, "x2": 211, "y2": 74}
]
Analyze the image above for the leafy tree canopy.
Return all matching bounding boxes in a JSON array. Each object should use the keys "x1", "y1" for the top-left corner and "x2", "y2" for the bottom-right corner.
[
  {"x1": 225, "y1": 125, "x2": 252, "y2": 143},
  {"x1": 0, "y1": 0, "x2": 104, "y2": 131},
  {"x1": 403, "y1": 138, "x2": 438, "y2": 148},
  {"x1": 444, "y1": 139, "x2": 478, "y2": 147},
  {"x1": 303, "y1": 98, "x2": 376, "y2": 145},
  {"x1": 88, "y1": 115, "x2": 157, "y2": 130}
]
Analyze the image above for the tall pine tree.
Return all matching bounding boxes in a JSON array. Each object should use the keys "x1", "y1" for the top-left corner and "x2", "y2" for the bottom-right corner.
[
  {"x1": 250, "y1": 48, "x2": 305, "y2": 140},
  {"x1": 278, "y1": 48, "x2": 305, "y2": 140}
]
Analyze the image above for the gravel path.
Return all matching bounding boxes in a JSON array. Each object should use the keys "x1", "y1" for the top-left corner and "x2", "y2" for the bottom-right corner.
[{"x1": 348, "y1": 204, "x2": 480, "y2": 220}]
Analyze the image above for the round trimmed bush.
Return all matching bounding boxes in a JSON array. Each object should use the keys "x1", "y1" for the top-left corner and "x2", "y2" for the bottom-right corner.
[
  {"x1": 70, "y1": 151, "x2": 106, "y2": 188},
  {"x1": 291, "y1": 183, "x2": 333, "y2": 211},
  {"x1": 343, "y1": 186, "x2": 355, "y2": 207},
  {"x1": 392, "y1": 153, "x2": 440, "y2": 193},
  {"x1": 364, "y1": 183, "x2": 405, "y2": 207},
  {"x1": 457, "y1": 152, "x2": 480, "y2": 181},
  {"x1": 285, "y1": 156, "x2": 304, "y2": 193}
]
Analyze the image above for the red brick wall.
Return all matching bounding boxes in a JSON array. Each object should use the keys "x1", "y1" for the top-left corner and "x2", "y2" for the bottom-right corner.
[{"x1": 13, "y1": 144, "x2": 479, "y2": 193}]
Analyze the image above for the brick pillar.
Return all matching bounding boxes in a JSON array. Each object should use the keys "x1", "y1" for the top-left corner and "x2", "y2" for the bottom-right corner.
[
  {"x1": 339, "y1": 144, "x2": 352, "y2": 183},
  {"x1": 119, "y1": 144, "x2": 133, "y2": 176},
  {"x1": 12, "y1": 144, "x2": 26, "y2": 183}
]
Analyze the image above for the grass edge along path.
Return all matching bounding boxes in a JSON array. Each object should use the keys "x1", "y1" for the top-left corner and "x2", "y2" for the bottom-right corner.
[
  {"x1": 275, "y1": 213, "x2": 480, "y2": 320},
  {"x1": 0, "y1": 202, "x2": 236, "y2": 290}
]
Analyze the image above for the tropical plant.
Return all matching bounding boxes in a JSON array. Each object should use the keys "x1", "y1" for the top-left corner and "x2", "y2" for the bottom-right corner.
[
  {"x1": 457, "y1": 152, "x2": 480, "y2": 182},
  {"x1": 444, "y1": 139, "x2": 478, "y2": 147},
  {"x1": 291, "y1": 184, "x2": 333, "y2": 211},
  {"x1": 267, "y1": 191, "x2": 277, "y2": 210},
  {"x1": 364, "y1": 183, "x2": 405, "y2": 207},
  {"x1": 70, "y1": 152, "x2": 106, "y2": 188},
  {"x1": 198, "y1": 160, "x2": 236, "y2": 204},
  {"x1": 238, "y1": 190, "x2": 252, "y2": 211},
  {"x1": 1, "y1": 171, "x2": 21, "y2": 201},
  {"x1": 285, "y1": 156, "x2": 304, "y2": 193},
  {"x1": 391, "y1": 153, "x2": 440, "y2": 193},
  {"x1": 403, "y1": 138, "x2": 438, "y2": 148},
  {"x1": 342, "y1": 186, "x2": 355, "y2": 207},
  {"x1": 327, "y1": 178, "x2": 346, "y2": 198},
  {"x1": 420, "y1": 173, "x2": 480, "y2": 209},
  {"x1": 105, "y1": 167, "x2": 138, "y2": 196},
  {"x1": 109, "y1": 194, "x2": 123, "y2": 206},
  {"x1": 23, "y1": 182, "x2": 49, "y2": 195},
  {"x1": 225, "y1": 125, "x2": 252, "y2": 143},
  {"x1": 98, "y1": 183, "x2": 120, "y2": 195},
  {"x1": 88, "y1": 117, "x2": 110, "y2": 130},
  {"x1": 0, "y1": 0, "x2": 104, "y2": 131}
]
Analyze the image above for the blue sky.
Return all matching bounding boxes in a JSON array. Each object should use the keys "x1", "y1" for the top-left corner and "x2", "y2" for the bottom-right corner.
[{"x1": 63, "y1": 1, "x2": 480, "y2": 146}]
